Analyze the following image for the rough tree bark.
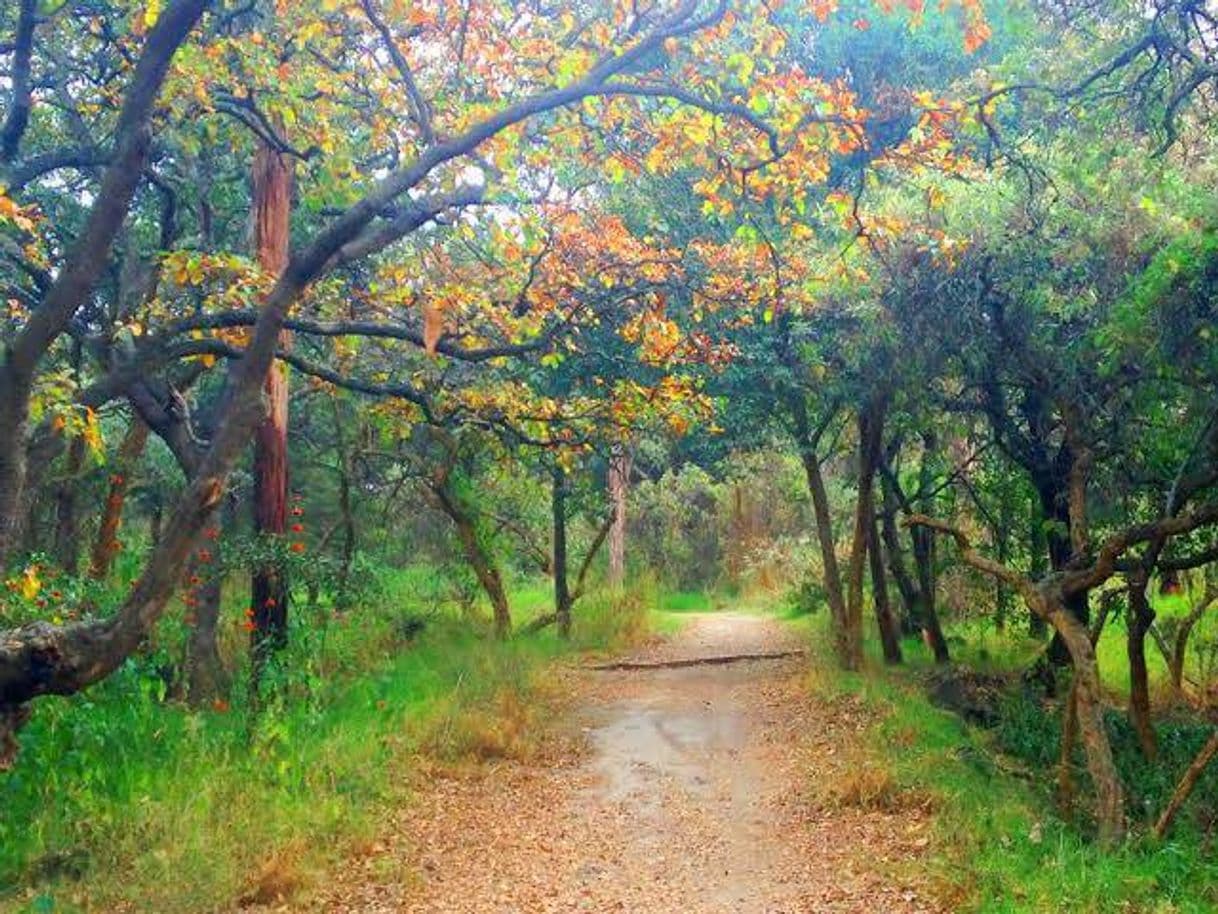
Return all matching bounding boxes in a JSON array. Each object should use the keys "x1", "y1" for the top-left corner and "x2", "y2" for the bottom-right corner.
[
  {"x1": 791, "y1": 397, "x2": 850, "y2": 664},
  {"x1": 88, "y1": 420, "x2": 149, "y2": 580},
  {"x1": 1154, "y1": 730, "x2": 1218, "y2": 839},
  {"x1": 185, "y1": 513, "x2": 229, "y2": 705},
  {"x1": 843, "y1": 396, "x2": 888, "y2": 671},
  {"x1": 1126, "y1": 572, "x2": 1158, "y2": 759},
  {"x1": 867, "y1": 511, "x2": 903, "y2": 665},
  {"x1": 429, "y1": 476, "x2": 511, "y2": 638},
  {"x1": 52, "y1": 437, "x2": 86, "y2": 576},
  {"x1": 608, "y1": 446, "x2": 629, "y2": 588},
  {"x1": 880, "y1": 448, "x2": 949, "y2": 663},
  {"x1": 553, "y1": 465, "x2": 573, "y2": 639},
  {"x1": 249, "y1": 137, "x2": 294, "y2": 668}
]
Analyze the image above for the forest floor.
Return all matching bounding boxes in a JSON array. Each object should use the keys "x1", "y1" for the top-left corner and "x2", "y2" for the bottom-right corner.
[{"x1": 304, "y1": 612, "x2": 943, "y2": 913}]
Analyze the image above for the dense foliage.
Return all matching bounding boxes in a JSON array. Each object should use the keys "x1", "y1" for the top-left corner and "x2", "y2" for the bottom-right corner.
[{"x1": 3, "y1": 0, "x2": 1218, "y2": 909}]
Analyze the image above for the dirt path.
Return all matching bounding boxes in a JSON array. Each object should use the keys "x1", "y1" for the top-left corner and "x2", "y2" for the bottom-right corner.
[{"x1": 319, "y1": 613, "x2": 940, "y2": 913}]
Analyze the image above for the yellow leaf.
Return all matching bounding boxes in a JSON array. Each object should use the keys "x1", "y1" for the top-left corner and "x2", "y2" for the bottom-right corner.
[
  {"x1": 20, "y1": 566, "x2": 40, "y2": 601},
  {"x1": 145, "y1": 0, "x2": 161, "y2": 27}
]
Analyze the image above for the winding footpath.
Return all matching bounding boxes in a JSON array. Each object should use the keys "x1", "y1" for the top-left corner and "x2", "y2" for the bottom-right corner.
[{"x1": 315, "y1": 613, "x2": 942, "y2": 913}]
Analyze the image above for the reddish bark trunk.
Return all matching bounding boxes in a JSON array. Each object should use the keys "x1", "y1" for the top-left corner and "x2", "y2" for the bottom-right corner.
[
  {"x1": 249, "y1": 139, "x2": 293, "y2": 665},
  {"x1": 88, "y1": 420, "x2": 149, "y2": 580}
]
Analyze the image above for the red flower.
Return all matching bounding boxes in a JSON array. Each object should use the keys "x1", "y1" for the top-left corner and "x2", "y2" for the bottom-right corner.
[
  {"x1": 290, "y1": 542, "x2": 306, "y2": 554},
  {"x1": 290, "y1": 523, "x2": 304, "y2": 533},
  {"x1": 242, "y1": 620, "x2": 257, "y2": 632},
  {"x1": 290, "y1": 507, "x2": 304, "y2": 517}
]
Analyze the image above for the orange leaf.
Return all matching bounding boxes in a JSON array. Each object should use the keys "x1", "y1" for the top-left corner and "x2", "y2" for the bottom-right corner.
[{"x1": 423, "y1": 303, "x2": 444, "y2": 355}]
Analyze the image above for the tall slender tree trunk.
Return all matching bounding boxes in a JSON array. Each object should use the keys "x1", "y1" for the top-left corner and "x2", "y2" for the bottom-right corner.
[
  {"x1": 879, "y1": 477, "x2": 919, "y2": 632},
  {"x1": 912, "y1": 433, "x2": 949, "y2": 663},
  {"x1": 430, "y1": 481, "x2": 511, "y2": 638},
  {"x1": 332, "y1": 405, "x2": 357, "y2": 607},
  {"x1": 1047, "y1": 599, "x2": 1125, "y2": 844},
  {"x1": 867, "y1": 511, "x2": 902, "y2": 664},
  {"x1": 186, "y1": 515, "x2": 228, "y2": 705},
  {"x1": 89, "y1": 419, "x2": 149, "y2": 580},
  {"x1": 1028, "y1": 496, "x2": 1049, "y2": 636},
  {"x1": 53, "y1": 436, "x2": 86, "y2": 575},
  {"x1": 250, "y1": 138, "x2": 293, "y2": 668},
  {"x1": 553, "y1": 465, "x2": 572, "y2": 639},
  {"x1": 607, "y1": 446, "x2": 629, "y2": 588},
  {"x1": 792, "y1": 399, "x2": 848, "y2": 662},
  {"x1": 1127, "y1": 575, "x2": 1158, "y2": 759},
  {"x1": 843, "y1": 397, "x2": 887, "y2": 671}
]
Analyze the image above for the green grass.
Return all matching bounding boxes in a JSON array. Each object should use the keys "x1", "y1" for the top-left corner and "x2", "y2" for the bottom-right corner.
[
  {"x1": 795, "y1": 613, "x2": 1218, "y2": 914},
  {"x1": 657, "y1": 589, "x2": 714, "y2": 613},
  {"x1": 0, "y1": 568, "x2": 660, "y2": 914}
]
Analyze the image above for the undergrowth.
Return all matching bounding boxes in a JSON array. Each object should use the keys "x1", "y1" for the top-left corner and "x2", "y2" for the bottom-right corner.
[
  {"x1": 0, "y1": 567, "x2": 662, "y2": 914},
  {"x1": 798, "y1": 614, "x2": 1218, "y2": 914}
]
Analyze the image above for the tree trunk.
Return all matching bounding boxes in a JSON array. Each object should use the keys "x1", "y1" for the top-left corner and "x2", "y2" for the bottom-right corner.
[
  {"x1": 553, "y1": 465, "x2": 573, "y2": 639},
  {"x1": 431, "y1": 482, "x2": 511, "y2": 638},
  {"x1": 1127, "y1": 576, "x2": 1157, "y2": 759},
  {"x1": 330, "y1": 399, "x2": 357, "y2": 607},
  {"x1": 1028, "y1": 496, "x2": 1049, "y2": 637},
  {"x1": 185, "y1": 517, "x2": 228, "y2": 705},
  {"x1": 836, "y1": 397, "x2": 881, "y2": 670},
  {"x1": 792, "y1": 400, "x2": 848, "y2": 662},
  {"x1": 249, "y1": 137, "x2": 293, "y2": 669},
  {"x1": 1057, "y1": 681, "x2": 1080, "y2": 818},
  {"x1": 1153, "y1": 729, "x2": 1218, "y2": 839},
  {"x1": 879, "y1": 476, "x2": 919, "y2": 632},
  {"x1": 88, "y1": 420, "x2": 149, "y2": 580},
  {"x1": 1048, "y1": 600, "x2": 1125, "y2": 845},
  {"x1": 53, "y1": 436, "x2": 86, "y2": 575},
  {"x1": 608, "y1": 446, "x2": 629, "y2": 588},
  {"x1": 867, "y1": 510, "x2": 902, "y2": 664}
]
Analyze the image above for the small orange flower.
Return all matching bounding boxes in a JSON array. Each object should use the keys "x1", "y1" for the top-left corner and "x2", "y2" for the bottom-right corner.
[
  {"x1": 290, "y1": 542, "x2": 306, "y2": 554},
  {"x1": 242, "y1": 620, "x2": 257, "y2": 632}
]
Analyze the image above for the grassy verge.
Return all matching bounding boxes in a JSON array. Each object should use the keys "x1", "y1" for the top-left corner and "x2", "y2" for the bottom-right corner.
[
  {"x1": 795, "y1": 614, "x2": 1218, "y2": 914},
  {"x1": 0, "y1": 573, "x2": 665, "y2": 914}
]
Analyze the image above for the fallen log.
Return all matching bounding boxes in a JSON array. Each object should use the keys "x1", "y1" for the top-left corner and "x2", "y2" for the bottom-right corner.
[{"x1": 589, "y1": 649, "x2": 806, "y2": 671}]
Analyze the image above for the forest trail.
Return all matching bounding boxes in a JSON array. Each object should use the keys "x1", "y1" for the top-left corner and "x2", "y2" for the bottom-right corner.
[{"x1": 314, "y1": 614, "x2": 942, "y2": 913}]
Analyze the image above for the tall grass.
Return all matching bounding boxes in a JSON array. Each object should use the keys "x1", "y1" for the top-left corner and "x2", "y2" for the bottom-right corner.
[
  {"x1": 0, "y1": 566, "x2": 659, "y2": 913},
  {"x1": 796, "y1": 612, "x2": 1218, "y2": 914}
]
